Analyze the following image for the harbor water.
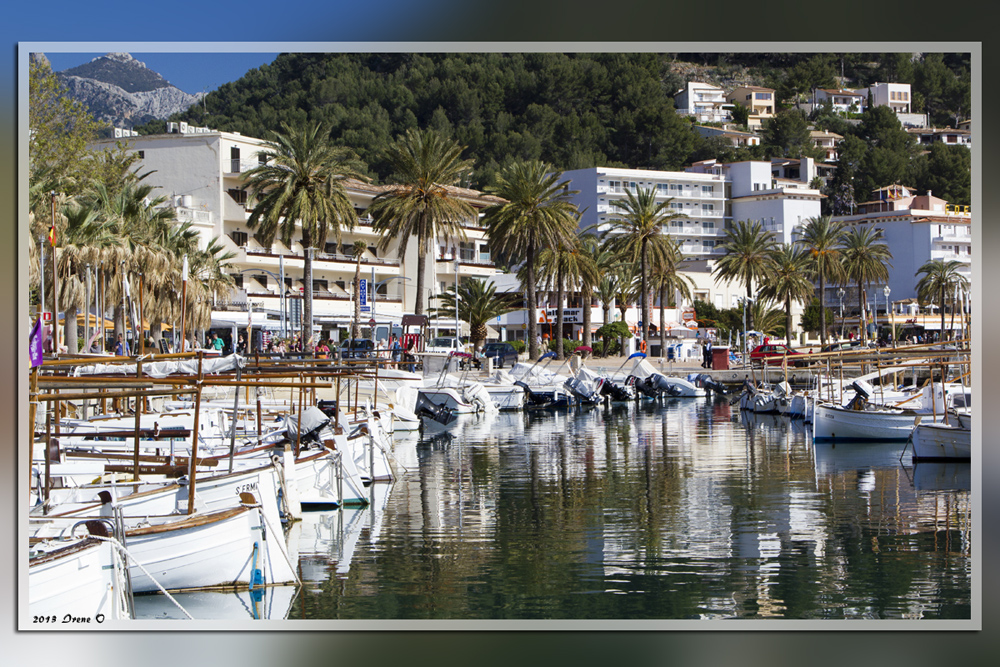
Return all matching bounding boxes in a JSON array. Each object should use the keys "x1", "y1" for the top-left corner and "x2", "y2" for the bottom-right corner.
[{"x1": 136, "y1": 397, "x2": 972, "y2": 621}]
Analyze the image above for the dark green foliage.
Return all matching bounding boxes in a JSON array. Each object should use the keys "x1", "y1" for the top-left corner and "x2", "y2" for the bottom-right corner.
[
  {"x1": 799, "y1": 298, "x2": 836, "y2": 336},
  {"x1": 908, "y1": 143, "x2": 971, "y2": 206},
  {"x1": 508, "y1": 339, "x2": 526, "y2": 354},
  {"x1": 692, "y1": 299, "x2": 742, "y2": 338}
]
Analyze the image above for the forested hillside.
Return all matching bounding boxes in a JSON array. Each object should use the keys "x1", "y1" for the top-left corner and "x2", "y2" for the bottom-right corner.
[{"x1": 137, "y1": 51, "x2": 971, "y2": 205}]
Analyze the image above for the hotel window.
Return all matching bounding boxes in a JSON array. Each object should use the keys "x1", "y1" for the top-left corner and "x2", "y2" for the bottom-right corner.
[
  {"x1": 231, "y1": 274, "x2": 243, "y2": 289},
  {"x1": 703, "y1": 221, "x2": 715, "y2": 230},
  {"x1": 657, "y1": 183, "x2": 668, "y2": 195},
  {"x1": 608, "y1": 180, "x2": 622, "y2": 193},
  {"x1": 230, "y1": 230, "x2": 248, "y2": 247},
  {"x1": 702, "y1": 185, "x2": 713, "y2": 195},
  {"x1": 704, "y1": 203, "x2": 714, "y2": 211},
  {"x1": 755, "y1": 92, "x2": 771, "y2": 100}
]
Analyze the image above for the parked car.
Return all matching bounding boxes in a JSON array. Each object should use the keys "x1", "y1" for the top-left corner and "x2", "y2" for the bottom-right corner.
[
  {"x1": 749, "y1": 343, "x2": 806, "y2": 367},
  {"x1": 338, "y1": 339, "x2": 376, "y2": 359},
  {"x1": 820, "y1": 340, "x2": 865, "y2": 354},
  {"x1": 482, "y1": 342, "x2": 518, "y2": 369},
  {"x1": 425, "y1": 336, "x2": 463, "y2": 354}
]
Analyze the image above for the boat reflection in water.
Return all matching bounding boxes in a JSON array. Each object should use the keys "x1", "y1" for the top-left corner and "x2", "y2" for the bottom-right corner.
[{"x1": 132, "y1": 585, "x2": 299, "y2": 620}]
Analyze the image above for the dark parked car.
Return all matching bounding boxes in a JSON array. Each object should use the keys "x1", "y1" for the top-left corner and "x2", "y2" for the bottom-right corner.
[
  {"x1": 749, "y1": 343, "x2": 806, "y2": 367},
  {"x1": 339, "y1": 339, "x2": 376, "y2": 359},
  {"x1": 820, "y1": 340, "x2": 865, "y2": 354},
  {"x1": 482, "y1": 342, "x2": 518, "y2": 369}
]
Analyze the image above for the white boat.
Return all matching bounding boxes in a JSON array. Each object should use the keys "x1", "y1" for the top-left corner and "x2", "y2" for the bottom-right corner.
[
  {"x1": 910, "y1": 411, "x2": 971, "y2": 461},
  {"x1": 28, "y1": 535, "x2": 131, "y2": 622}
]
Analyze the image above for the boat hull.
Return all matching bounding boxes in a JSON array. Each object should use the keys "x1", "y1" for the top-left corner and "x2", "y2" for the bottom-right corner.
[
  {"x1": 910, "y1": 421, "x2": 971, "y2": 461},
  {"x1": 812, "y1": 402, "x2": 935, "y2": 441}
]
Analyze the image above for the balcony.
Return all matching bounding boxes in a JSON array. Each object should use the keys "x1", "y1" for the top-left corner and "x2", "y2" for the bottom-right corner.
[{"x1": 175, "y1": 207, "x2": 212, "y2": 225}]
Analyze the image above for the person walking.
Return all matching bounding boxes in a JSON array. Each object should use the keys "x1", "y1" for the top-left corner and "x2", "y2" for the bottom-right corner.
[{"x1": 114, "y1": 333, "x2": 129, "y2": 356}]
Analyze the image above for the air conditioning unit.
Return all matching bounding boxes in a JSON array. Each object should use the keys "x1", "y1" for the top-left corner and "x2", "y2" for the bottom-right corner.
[
  {"x1": 179, "y1": 122, "x2": 188, "y2": 134},
  {"x1": 114, "y1": 127, "x2": 123, "y2": 138},
  {"x1": 167, "y1": 122, "x2": 178, "y2": 134}
]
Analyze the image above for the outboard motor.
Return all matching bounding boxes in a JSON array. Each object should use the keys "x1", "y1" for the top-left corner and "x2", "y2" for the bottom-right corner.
[
  {"x1": 600, "y1": 379, "x2": 634, "y2": 402},
  {"x1": 846, "y1": 381, "x2": 870, "y2": 411},
  {"x1": 414, "y1": 393, "x2": 457, "y2": 425},
  {"x1": 564, "y1": 376, "x2": 600, "y2": 405},
  {"x1": 650, "y1": 374, "x2": 682, "y2": 397},
  {"x1": 691, "y1": 373, "x2": 728, "y2": 396},
  {"x1": 514, "y1": 380, "x2": 553, "y2": 407},
  {"x1": 629, "y1": 374, "x2": 659, "y2": 399}
]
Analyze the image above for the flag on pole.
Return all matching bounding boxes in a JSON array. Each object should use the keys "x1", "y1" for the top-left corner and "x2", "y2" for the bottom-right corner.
[
  {"x1": 48, "y1": 222, "x2": 56, "y2": 247},
  {"x1": 181, "y1": 254, "x2": 189, "y2": 282},
  {"x1": 29, "y1": 318, "x2": 43, "y2": 367}
]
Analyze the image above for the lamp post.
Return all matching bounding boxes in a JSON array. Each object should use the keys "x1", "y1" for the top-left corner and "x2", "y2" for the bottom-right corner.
[
  {"x1": 883, "y1": 285, "x2": 892, "y2": 348},
  {"x1": 837, "y1": 287, "x2": 845, "y2": 341}
]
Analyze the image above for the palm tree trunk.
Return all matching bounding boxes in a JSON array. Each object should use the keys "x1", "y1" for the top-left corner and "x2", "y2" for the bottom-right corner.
[
  {"x1": 745, "y1": 282, "x2": 754, "y2": 333},
  {"x1": 555, "y1": 265, "x2": 565, "y2": 359},
  {"x1": 818, "y1": 273, "x2": 827, "y2": 348},
  {"x1": 640, "y1": 243, "x2": 649, "y2": 346},
  {"x1": 303, "y1": 240, "x2": 314, "y2": 353},
  {"x1": 582, "y1": 287, "x2": 592, "y2": 350},
  {"x1": 658, "y1": 281, "x2": 667, "y2": 358},
  {"x1": 785, "y1": 295, "x2": 793, "y2": 346},
  {"x1": 939, "y1": 285, "x2": 946, "y2": 342},
  {"x1": 415, "y1": 247, "x2": 426, "y2": 316},
  {"x1": 526, "y1": 244, "x2": 538, "y2": 361},
  {"x1": 64, "y1": 304, "x2": 79, "y2": 354}
]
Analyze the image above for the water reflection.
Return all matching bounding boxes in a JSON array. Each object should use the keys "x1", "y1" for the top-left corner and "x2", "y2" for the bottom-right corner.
[{"x1": 290, "y1": 397, "x2": 971, "y2": 621}]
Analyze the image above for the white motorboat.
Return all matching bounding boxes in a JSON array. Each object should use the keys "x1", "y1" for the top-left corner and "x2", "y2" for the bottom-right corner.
[{"x1": 627, "y1": 358, "x2": 706, "y2": 398}]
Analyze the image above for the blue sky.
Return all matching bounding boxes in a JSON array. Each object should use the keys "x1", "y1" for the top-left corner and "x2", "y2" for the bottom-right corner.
[{"x1": 41, "y1": 51, "x2": 281, "y2": 95}]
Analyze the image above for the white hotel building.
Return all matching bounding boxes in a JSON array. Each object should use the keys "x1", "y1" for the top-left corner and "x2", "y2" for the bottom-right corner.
[
  {"x1": 92, "y1": 125, "x2": 502, "y2": 344},
  {"x1": 550, "y1": 163, "x2": 822, "y2": 341}
]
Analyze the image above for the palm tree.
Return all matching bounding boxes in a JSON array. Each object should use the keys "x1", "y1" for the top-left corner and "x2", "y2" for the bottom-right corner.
[
  {"x1": 244, "y1": 122, "x2": 364, "y2": 352},
  {"x1": 368, "y1": 128, "x2": 475, "y2": 318},
  {"x1": 482, "y1": 160, "x2": 580, "y2": 360},
  {"x1": 535, "y1": 235, "x2": 598, "y2": 359},
  {"x1": 747, "y1": 298, "x2": 786, "y2": 338},
  {"x1": 349, "y1": 240, "x2": 368, "y2": 339},
  {"x1": 795, "y1": 215, "x2": 847, "y2": 348},
  {"x1": 713, "y1": 219, "x2": 777, "y2": 333},
  {"x1": 601, "y1": 188, "x2": 685, "y2": 347},
  {"x1": 758, "y1": 244, "x2": 814, "y2": 346},
  {"x1": 577, "y1": 234, "x2": 608, "y2": 350},
  {"x1": 650, "y1": 237, "x2": 693, "y2": 357},
  {"x1": 916, "y1": 259, "x2": 968, "y2": 341},
  {"x1": 430, "y1": 279, "x2": 523, "y2": 351},
  {"x1": 840, "y1": 226, "x2": 893, "y2": 345},
  {"x1": 49, "y1": 199, "x2": 119, "y2": 353}
]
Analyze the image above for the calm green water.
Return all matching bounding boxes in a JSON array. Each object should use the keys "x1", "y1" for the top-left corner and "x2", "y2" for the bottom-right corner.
[{"x1": 286, "y1": 399, "x2": 972, "y2": 621}]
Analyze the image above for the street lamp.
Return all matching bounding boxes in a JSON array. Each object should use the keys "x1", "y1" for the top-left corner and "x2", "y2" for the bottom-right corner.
[
  {"x1": 837, "y1": 287, "x2": 845, "y2": 340},
  {"x1": 883, "y1": 285, "x2": 892, "y2": 347}
]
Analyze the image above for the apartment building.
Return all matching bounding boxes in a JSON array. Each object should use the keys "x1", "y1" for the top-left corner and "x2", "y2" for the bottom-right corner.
[
  {"x1": 726, "y1": 86, "x2": 776, "y2": 129},
  {"x1": 674, "y1": 81, "x2": 732, "y2": 123},
  {"x1": 908, "y1": 126, "x2": 972, "y2": 149},
  {"x1": 694, "y1": 124, "x2": 761, "y2": 148},
  {"x1": 831, "y1": 185, "x2": 971, "y2": 329},
  {"x1": 91, "y1": 126, "x2": 502, "y2": 343}
]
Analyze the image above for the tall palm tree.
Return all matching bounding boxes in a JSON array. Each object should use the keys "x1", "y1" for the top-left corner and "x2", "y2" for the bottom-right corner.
[
  {"x1": 758, "y1": 244, "x2": 814, "y2": 346},
  {"x1": 49, "y1": 199, "x2": 119, "y2": 353},
  {"x1": 577, "y1": 234, "x2": 608, "y2": 350},
  {"x1": 368, "y1": 128, "x2": 475, "y2": 318},
  {"x1": 795, "y1": 215, "x2": 847, "y2": 348},
  {"x1": 349, "y1": 240, "x2": 368, "y2": 339},
  {"x1": 601, "y1": 188, "x2": 685, "y2": 347},
  {"x1": 244, "y1": 122, "x2": 364, "y2": 352},
  {"x1": 535, "y1": 235, "x2": 598, "y2": 359},
  {"x1": 916, "y1": 259, "x2": 968, "y2": 341},
  {"x1": 713, "y1": 219, "x2": 778, "y2": 333},
  {"x1": 840, "y1": 226, "x2": 893, "y2": 345},
  {"x1": 650, "y1": 237, "x2": 693, "y2": 357},
  {"x1": 430, "y1": 278, "x2": 523, "y2": 351},
  {"x1": 482, "y1": 160, "x2": 580, "y2": 360}
]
